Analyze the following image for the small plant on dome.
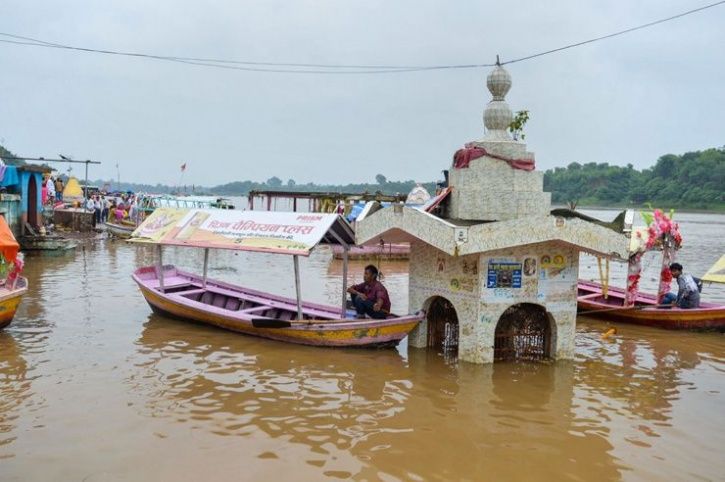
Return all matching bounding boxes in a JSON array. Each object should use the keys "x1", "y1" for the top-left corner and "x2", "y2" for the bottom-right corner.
[{"x1": 508, "y1": 110, "x2": 530, "y2": 141}]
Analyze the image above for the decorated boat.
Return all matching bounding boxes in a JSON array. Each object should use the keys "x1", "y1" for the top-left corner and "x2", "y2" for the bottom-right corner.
[
  {"x1": 577, "y1": 209, "x2": 725, "y2": 331},
  {"x1": 577, "y1": 280, "x2": 725, "y2": 330},
  {"x1": 0, "y1": 216, "x2": 28, "y2": 329},
  {"x1": 130, "y1": 208, "x2": 422, "y2": 347}
]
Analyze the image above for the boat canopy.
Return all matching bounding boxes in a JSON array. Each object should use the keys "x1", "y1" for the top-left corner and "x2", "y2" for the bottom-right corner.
[
  {"x1": 129, "y1": 208, "x2": 356, "y2": 256},
  {"x1": 702, "y1": 254, "x2": 725, "y2": 284},
  {"x1": 0, "y1": 215, "x2": 19, "y2": 263}
]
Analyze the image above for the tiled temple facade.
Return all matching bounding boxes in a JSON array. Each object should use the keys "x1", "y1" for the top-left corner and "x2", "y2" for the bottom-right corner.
[
  {"x1": 407, "y1": 242, "x2": 578, "y2": 363},
  {"x1": 356, "y1": 63, "x2": 630, "y2": 364},
  {"x1": 448, "y1": 146, "x2": 550, "y2": 221}
]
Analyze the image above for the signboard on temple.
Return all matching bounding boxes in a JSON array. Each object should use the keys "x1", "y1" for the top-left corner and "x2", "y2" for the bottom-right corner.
[
  {"x1": 486, "y1": 260, "x2": 522, "y2": 288},
  {"x1": 130, "y1": 208, "x2": 351, "y2": 256}
]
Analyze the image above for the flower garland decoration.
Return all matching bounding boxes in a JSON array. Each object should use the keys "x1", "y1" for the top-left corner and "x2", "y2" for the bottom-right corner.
[{"x1": 625, "y1": 208, "x2": 682, "y2": 305}]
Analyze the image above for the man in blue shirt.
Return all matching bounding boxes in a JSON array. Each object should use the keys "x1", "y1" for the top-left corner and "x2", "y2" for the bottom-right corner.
[{"x1": 662, "y1": 263, "x2": 701, "y2": 308}]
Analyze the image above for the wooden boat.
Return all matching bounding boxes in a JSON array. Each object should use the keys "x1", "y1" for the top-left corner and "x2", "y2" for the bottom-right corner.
[
  {"x1": 0, "y1": 215, "x2": 28, "y2": 329},
  {"x1": 0, "y1": 277, "x2": 28, "y2": 330},
  {"x1": 104, "y1": 221, "x2": 135, "y2": 238},
  {"x1": 130, "y1": 208, "x2": 422, "y2": 347},
  {"x1": 577, "y1": 280, "x2": 725, "y2": 331},
  {"x1": 19, "y1": 234, "x2": 78, "y2": 251},
  {"x1": 133, "y1": 266, "x2": 421, "y2": 347}
]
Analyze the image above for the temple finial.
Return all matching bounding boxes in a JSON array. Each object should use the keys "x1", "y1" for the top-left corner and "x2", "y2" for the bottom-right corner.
[{"x1": 482, "y1": 64, "x2": 513, "y2": 141}]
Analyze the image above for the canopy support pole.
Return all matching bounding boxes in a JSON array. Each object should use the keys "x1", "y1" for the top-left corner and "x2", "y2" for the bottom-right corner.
[
  {"x1": 327, "y1": 229, "x2": 351, "y2": 318},
  {"x1": 202, "y1": 248, "x2": 209, "y2": 288},
  {"x1": 293, "y1": 255, "x2": 303, "y2": 320},
  {"x1": 341, "y1": 246, "x2": 349, "y2": 318},
  {"x1": 156, "y1": 245, "x2": 165, "y2": 293}
]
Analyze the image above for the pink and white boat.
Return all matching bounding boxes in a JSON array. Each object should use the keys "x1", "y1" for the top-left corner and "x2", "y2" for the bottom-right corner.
[{"x1": 130, "y1": 208, "x2": 422, "y2": 347}]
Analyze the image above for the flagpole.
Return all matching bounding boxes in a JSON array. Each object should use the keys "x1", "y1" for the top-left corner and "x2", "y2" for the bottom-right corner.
[{"x1": 177, "y1": 162, "x2": 186, "y2": 194}]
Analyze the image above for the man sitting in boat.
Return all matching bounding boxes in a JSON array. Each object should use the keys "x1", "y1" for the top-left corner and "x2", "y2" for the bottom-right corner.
[
  {"x1": 662, "y1": 263, "x2": 701, "y2": 308},
  {"x1": 347, "y1": 265, "x2": 391, "y2": 319}
]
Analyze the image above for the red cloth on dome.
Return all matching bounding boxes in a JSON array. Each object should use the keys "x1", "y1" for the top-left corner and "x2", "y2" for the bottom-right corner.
[{"x1": 452, "y1": 143, "x2": 535, "y2": 171}]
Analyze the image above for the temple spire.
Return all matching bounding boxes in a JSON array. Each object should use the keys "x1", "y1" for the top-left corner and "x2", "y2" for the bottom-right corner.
[{"x1": 483, "y1": 63, "x2": 513, "y2": 141}]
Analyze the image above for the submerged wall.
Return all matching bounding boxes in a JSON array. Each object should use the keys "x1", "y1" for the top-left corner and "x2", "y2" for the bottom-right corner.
[{"x1": 408, "y1": 241, "x2": 578, "y2": 364}]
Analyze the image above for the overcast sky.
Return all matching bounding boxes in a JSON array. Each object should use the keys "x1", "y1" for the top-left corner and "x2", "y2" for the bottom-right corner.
[{"x1": 1, "y1": 0, "x2": 723, "y2": 187}]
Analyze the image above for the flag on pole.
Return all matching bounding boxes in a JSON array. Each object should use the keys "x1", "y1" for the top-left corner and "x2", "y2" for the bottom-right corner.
[{"x1": 180, "y1": 163, "x2": 187, "y2": 172}]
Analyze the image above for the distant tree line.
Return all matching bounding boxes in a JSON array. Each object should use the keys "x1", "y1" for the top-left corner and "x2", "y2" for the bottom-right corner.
[
  {"x1": 2, "y1": 142, "x2": 722, "y2": 210},
  {"x1": 208, "y1": 176, "x2": 436, "y2": 198},
  {"x1": 543, "y1": 148, "x2": 724, "y2": 210}
]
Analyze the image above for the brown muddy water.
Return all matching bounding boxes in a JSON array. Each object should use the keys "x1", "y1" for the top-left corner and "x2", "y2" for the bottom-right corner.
[{"x1": 1, "y1": 210, "x2": 724, "y2": 481}]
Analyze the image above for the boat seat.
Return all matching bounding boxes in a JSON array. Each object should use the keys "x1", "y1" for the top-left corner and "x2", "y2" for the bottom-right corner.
[
  {"x1": 173, "y1": 289, "x2": 206, "y2": 298},
  {"x1": 150, "y1": 277, "x2": 193, "y2": 291},
  {"x1": 277, "y1": 311, "x2": 295, "y2": 321},
  {"x1": 263, "y1": 308, "x2": 281, "y2": 319},
  {"x1": 204, "y1": 285, "x2": 337, "y2": 319},
  {"x1": 238, "y1": 306, "x2": 271, "y2": 314},
  {"x1": 200, "y1": 292, "x2": 215, "y2": 305},
  {"x1": 212, "y1": 294, "x2": 227, "y2": 308},
  {"x1": 225, "y1": 298, "x2": 241, "y2": 311}
]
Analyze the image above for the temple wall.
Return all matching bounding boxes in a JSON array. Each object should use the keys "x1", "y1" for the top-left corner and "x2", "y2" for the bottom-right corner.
[
  {"x1": 477, "y1": 243, "x2": 579, "y2": 362},
  {"x1": 408, "y1": 242, "x2": 482, "y2": 358},
  {"x1": 448, "y1": 143, "x2": 551, "y2": 221},
  {"x1": 408, "y1": 240, "x2": 578, "y2": 364}
]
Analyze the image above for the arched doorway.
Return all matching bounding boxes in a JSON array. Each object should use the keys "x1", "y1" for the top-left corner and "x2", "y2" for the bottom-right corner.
[
  {"x1": 27, "y1": 174, "x2": 39, "y2": 228},
  {"x1": 494, "y1": 303, "x2": 552, "y2": 362},
  {"x1": 426, "y1": 297, "x2": 458, "y2": 355}
]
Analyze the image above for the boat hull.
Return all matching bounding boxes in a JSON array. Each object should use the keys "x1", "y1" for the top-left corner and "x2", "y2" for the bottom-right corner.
[
  {"x1": 0, "y1": 278, "x2": 28, "y2": 330},
  {"x1": 133, "y1": 266, "x2": 421, "y2": 347},
  {"x1": 19, "y1": 235, "x2": 77, "y2": 251},
  {"x1": 104, "y1": 222, "x2": 135, "y2": 239},
  {"x1": 577, "y1": 280, "x2": 725, "y2": 331}
]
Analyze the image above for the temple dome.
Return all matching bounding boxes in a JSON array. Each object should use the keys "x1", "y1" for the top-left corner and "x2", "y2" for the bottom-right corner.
[{"x1": 406, "y1": 183, "x2": 431, "y2": 205}]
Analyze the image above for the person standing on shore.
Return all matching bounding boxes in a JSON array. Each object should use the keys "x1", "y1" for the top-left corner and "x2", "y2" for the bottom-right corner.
[
  {"x1": 54, "y1": 178, "x2": 64, "y2": 201},
  {"x1": 46, "y1": 177, "x2": 56, "y2": 205}
]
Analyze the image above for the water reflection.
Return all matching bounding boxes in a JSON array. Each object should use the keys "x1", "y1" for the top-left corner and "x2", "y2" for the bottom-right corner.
[
  {"x1": 575, "y1": 320, "x2": 703, "y2": 427},
  {"x1": 0, "y1": 332, "x2": 28, "y2": 454},
  {"x1": 129, "y1": 315, "x2": 413, "y2": 476},
  {"x1": 128, "y1": 316, "x2": 631, "y2": 480}
]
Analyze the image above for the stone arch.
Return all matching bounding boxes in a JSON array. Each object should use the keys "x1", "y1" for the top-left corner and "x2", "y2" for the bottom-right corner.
[
  {"x1": 493, "y1": 303, "x2": 555, "y2": 362},
  {"x1": 424, "y1": 296, "x2": 459, "y2": 355}
]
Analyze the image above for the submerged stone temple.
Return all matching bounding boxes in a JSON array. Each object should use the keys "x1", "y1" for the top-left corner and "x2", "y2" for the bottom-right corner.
[{"x1": 356, "y1": 64, "x2": 631, "y2": 364}]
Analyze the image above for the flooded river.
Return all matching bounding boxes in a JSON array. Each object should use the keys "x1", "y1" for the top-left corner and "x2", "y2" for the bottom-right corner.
[{"x1": 1, "y1": 210, "x2": 723, "y2": 481}]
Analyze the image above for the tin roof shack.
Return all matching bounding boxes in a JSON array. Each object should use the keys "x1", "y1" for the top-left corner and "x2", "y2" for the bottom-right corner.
[
  {"x1": 356, "y1": 65, "x2": 630, "y2": 364},
  {"x1": 0, "y1": 164, "x2": 50, "y2": 238}
]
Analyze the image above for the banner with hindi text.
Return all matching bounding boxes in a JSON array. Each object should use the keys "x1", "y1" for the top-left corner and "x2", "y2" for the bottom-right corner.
[{"x1": 130, "y1": 208, "x2": 345, "y2": 256}]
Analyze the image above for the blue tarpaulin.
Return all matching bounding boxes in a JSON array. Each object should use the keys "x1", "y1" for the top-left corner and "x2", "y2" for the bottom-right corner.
[{"x1": 0, "y1": 166, "x2": 20, "y2": 187}]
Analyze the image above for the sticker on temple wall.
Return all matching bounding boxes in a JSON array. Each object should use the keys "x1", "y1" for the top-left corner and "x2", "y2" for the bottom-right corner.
[
  {"x1": 462, "y1": 258, "x2": 478, "y2": 275},
  {"x1": 523, "y1": 256, "x2": 537, "y2": 276},
  {"x1": 541, "y1": 254, "x2": 567, "y2": 269},
  {"x1": 486, "y1": 260, "x2": 522, "y2": 288},
  {"x1": 436, "y1": 254, "x2": 446, "y2": 273},
  {"x1": 450, "y1": 277, "x2": 477, "y2": 292}
]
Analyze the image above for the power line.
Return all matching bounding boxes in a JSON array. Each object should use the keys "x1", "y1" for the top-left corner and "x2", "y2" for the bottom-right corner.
[
  {"x1": 501, "y1": 0, "x2": 725, "y2": 65},
  {"x1": 0, "y1": 0, "x2": 722, "y2": 74}
]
